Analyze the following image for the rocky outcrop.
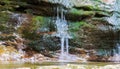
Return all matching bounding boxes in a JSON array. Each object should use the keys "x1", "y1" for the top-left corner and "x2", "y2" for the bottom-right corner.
[
  {"x1": 0, "y1": 0, "x2": 117, "y2": 62},
  {"x1": 0, "y1": 0, "x2": 111, "y2": 22}
]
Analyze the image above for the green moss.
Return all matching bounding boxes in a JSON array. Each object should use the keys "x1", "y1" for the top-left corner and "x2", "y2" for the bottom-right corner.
[
  {"x1": 0, "y1": 12, "x2": 9, "y2": 24},
  {"x1": 0, "y1": 0, "x2": 14, "y2": 11},
  {"x1": 69, "y1": 21, "x2": 95, "y2": 32},
  {"x1": 95, "y1": 11, "x2": 110, "y2": 16},
  {"x1": 69, "y1": 21, "x2": 84, "y2": 31},
  {"x1": 83, "y1": 23, "x2": 95, "y2": 28},
  {"x1": 33, "y1": 16, "x2": 44, "y2": 29},
  {"x1": 69, "y1": 8, "x2": 95, "y2": 16},
  {"x1": 0, "y1": 24, "x2": 7, "y2": 31}
]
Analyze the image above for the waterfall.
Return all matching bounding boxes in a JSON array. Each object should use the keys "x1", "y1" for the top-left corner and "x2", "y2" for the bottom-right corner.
[
  {"x1": 110, "y1": 43, "x2": 120, "y2": 62},
  {"x1": 53, "y1": 0, "x2": 87, "y2": 62},
  {"x1": 53, "y1": 0, "x2": 71, "y2": 61},
  {"x1": 55, "y1": 6, "x2": 72, "y2": 61},
  {"x1": 49, "y1": 0, "x2": 73, "y2": 8},
  {"x1": 107, "y1": 0, "x2": 120, "y2": 62},
  {"x1": 107, "y1": 0, "x2": 120, "y2": 29}
]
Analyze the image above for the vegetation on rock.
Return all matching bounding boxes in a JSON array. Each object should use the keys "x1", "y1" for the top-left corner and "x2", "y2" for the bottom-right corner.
[{"x1": 0, "y1": 0, "x2": 119, "y2": 61}]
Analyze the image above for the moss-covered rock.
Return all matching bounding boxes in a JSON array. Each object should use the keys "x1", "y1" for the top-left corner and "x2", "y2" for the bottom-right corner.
[
  {"x1": 69, "y1": 8, "x2": 95, "y2": 16},
  {"x1": 0, "y1": 0, "x2": 111, "y2": 22}
]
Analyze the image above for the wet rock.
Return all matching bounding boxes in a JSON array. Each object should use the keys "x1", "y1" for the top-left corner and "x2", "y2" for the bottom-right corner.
[
  {"x1": 76, "y1": 48, "x2": 88, "y2": 54},
  {"x1": 22, "y1": 53, "x2": 49, "y2": 63},
  {"x1": 40, "y1": 49, "x2": 53, "y2": 58},
  {"x1": 3, "y1": 37, "x2": 26, "y2": 50},
  {"x1": 4, "y1": 41, "x2": 17, "y2": 46},
  {"x1": 88, "y1": 54, "x2": 110, "y2": 62},
  {"x1": 0, "y1": 45, "x2": 25, "y2": 61},
  {"x1": 33, "y1": 54, "x2": 46, "y2": 61}
]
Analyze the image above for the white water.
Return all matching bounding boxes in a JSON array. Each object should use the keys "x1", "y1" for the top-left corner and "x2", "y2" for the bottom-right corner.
[
  {"x1": 110, "y1": 43, "x2": 120, "y2": 62},
  {"x1": 107, "y1": 0, "x2": 120, "y2": 62},
  {"x1": 49, "y1": 0, "x2": 73, "y2": 8},
  {"x1": 55, "y1": 7, "x2": 71, "y2": 61},
  {"x1": 53, "y1": 1, "x2": 87, "y2": 62},
  {"x1": 107, "y1": 0, "x2": 120, "y2": 29}
]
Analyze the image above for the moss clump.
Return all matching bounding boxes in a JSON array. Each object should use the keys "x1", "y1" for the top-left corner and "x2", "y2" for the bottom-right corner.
[
  {"x1": 69, "y1": 21, "x2": 95, "y2": 32},
  {"x1": 69, "y1": 8, "x2": 95, "y2": 16}
]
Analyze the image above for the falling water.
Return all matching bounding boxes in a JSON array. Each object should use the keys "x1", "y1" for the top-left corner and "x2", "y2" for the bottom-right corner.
[
  {"x1": 53, "y1": 0, "x2": 87, "y2": 62},
  {"x1": 107, "y1": 0, "x2": 120, "y2": 29},
  {"x1": 111, "y1": 43, "x2": 120, "y2": 62},
  {"x1": 49, "y1": 0, "x2": 73, "y2": 8},
  {"x1": 55, "y1": 6, "x2": 71, "y2": 61},
  {"x1": 107, "y1": 0, "x2": 120, "y2": 62},
  {"x1": 53, "y1": 0, "x2": 72, "y2": 61}
]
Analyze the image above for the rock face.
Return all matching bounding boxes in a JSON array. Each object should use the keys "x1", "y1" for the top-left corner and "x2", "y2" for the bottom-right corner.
[
  {"x1": 0, "y1": 0, "x2": 111, "y2": 21},
  {"x1": 0, "y1": 0, "x2": 118, "y2": 62}
]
